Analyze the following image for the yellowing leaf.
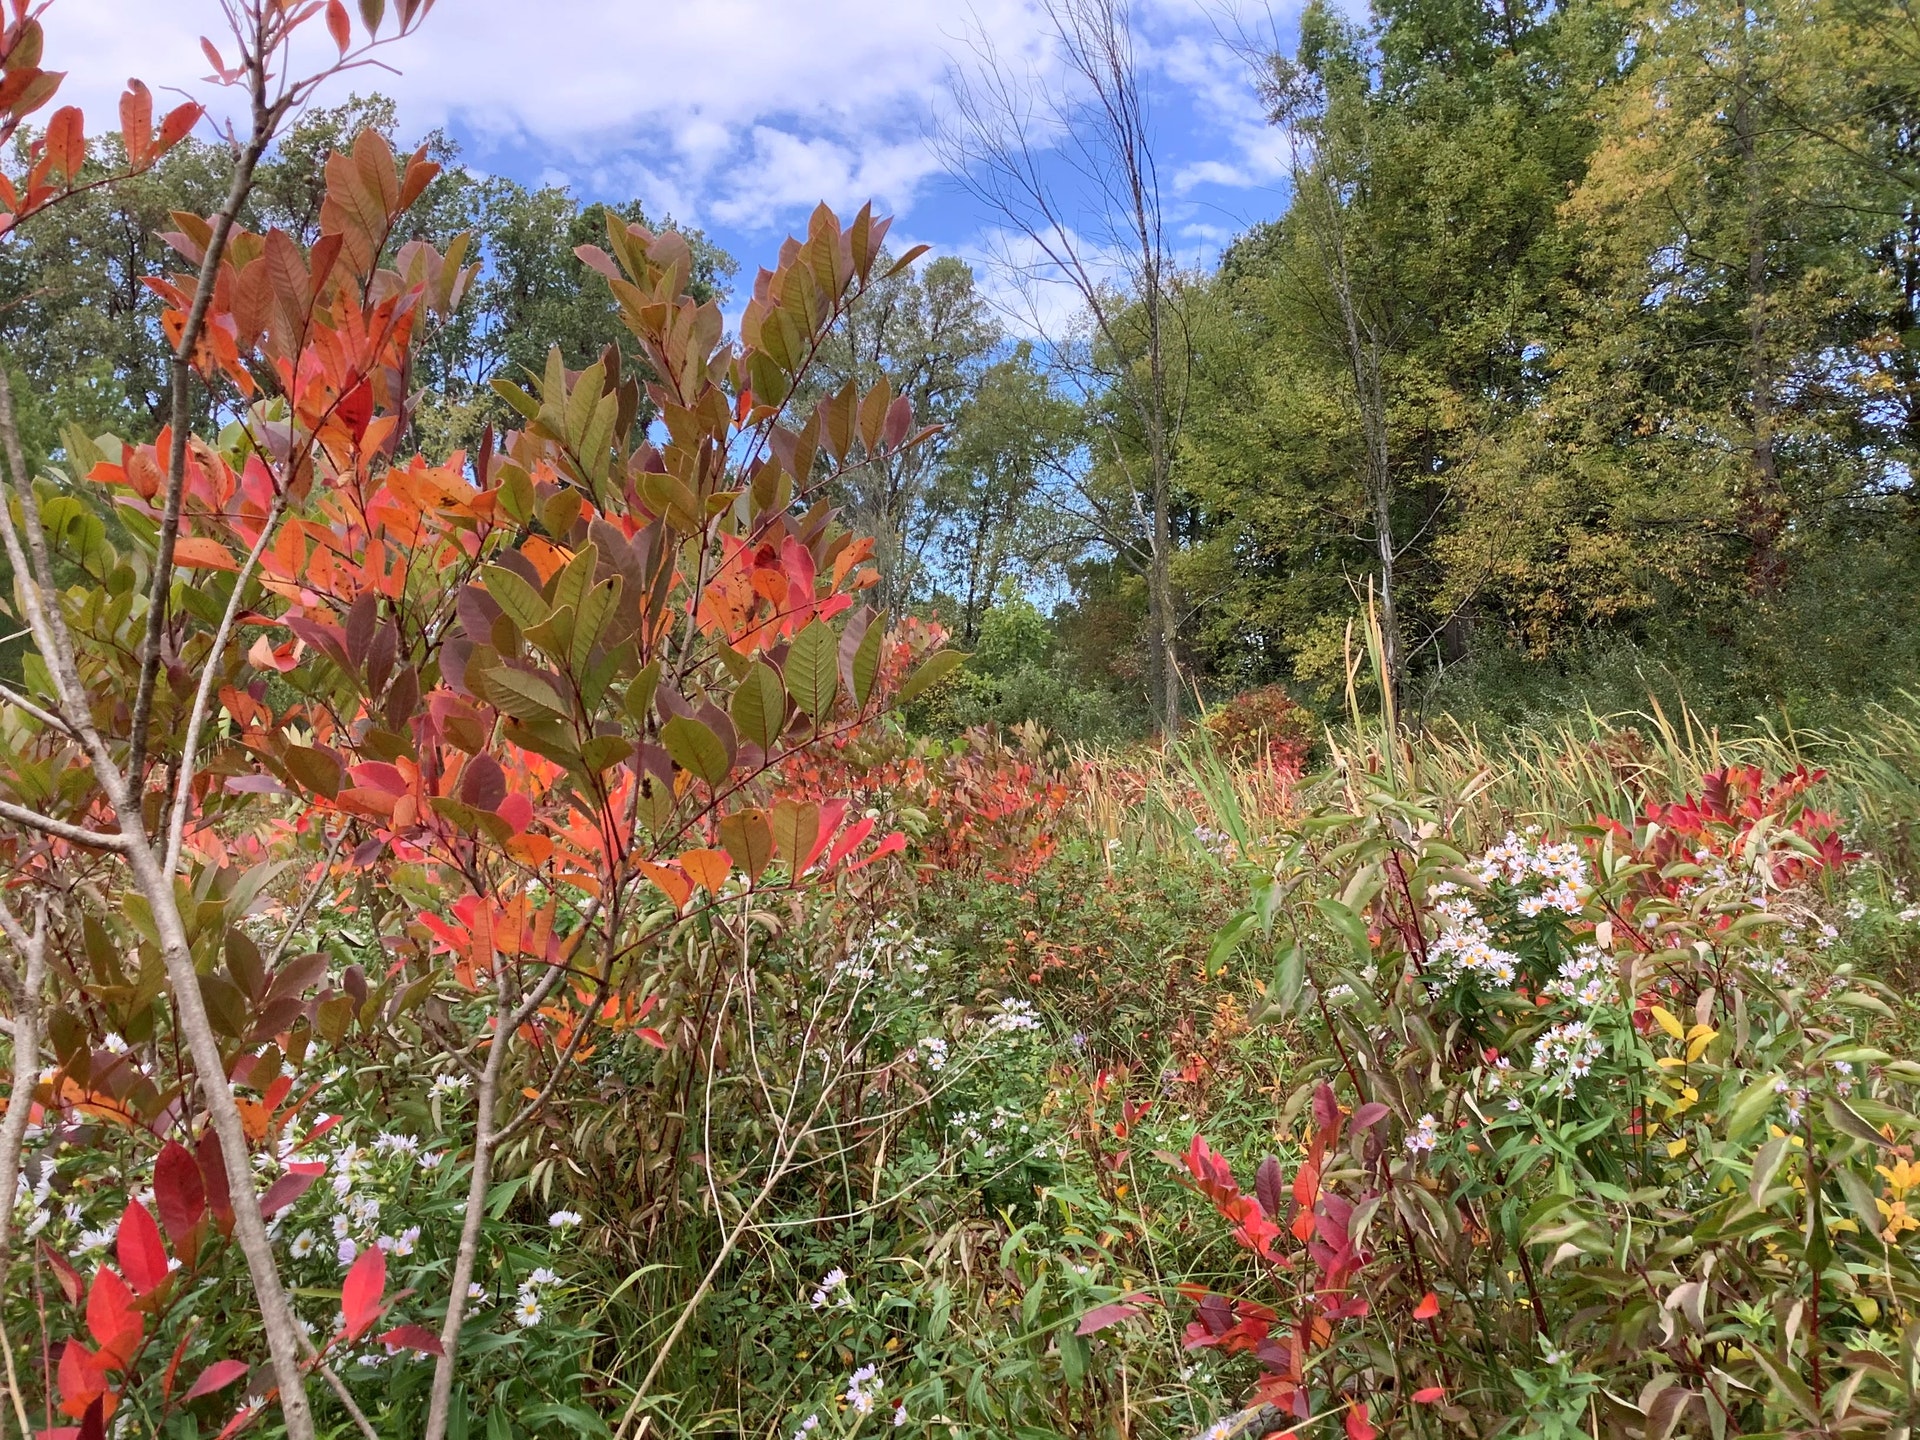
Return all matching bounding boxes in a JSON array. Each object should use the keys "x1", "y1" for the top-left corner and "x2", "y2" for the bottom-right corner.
[
  {"x1": 1666, "y1": 1138, "x2": 1689, "y2": 1157},
  {"x1": 174, "y1": 536, "x2": 238, "y2": 571},
  {"x1": 1650, "y1": 1005, "x2": 1685, "y2": 1041},
  {"x1": 1686, "y1": 1029, "x2": 1716, "y2": 1062}
]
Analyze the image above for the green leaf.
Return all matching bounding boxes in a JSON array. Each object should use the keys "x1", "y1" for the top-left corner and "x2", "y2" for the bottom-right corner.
[
  {"x1": 624, "y1": 661, "x2": 662, "y2": 724},
  {"x1": 1208, "y1": 910, "x2": 1258, "y2": 978},
  {"x1": 1750, "y1": 1133, "x2": 1791, "y2": 1205},
  {"x1": 1826, "y1": 1095, "x2": 1894, "y2": 1148},
  {"x1": 1835, "y1": 1163, "x2": 1883, "y2": 1240},
  {"x1": 489, "y1": 378, "x2": 540, "y2": 422},
  {"x1": 571, "y1": 578, "x2": 621, "y2": 671},
  {"x1": 478, "y1": 667, "x2": 569, "y2": 721},
  {"x1": 784, "y1": 621, "x2": 839, "y2": 719},
  {"x1": 730, "y1": 662, "x2": 788, "y2": 750},
  {"x1": 1723, "y1": 1071, "x2": 1782, "y2": 1140},
  {"x1": 897, "y1": 649, "x2": 965, "y2": 704},
  {"x1": 849, "y1": 614, "x2": 884, "y2": 707},
  {"x1": 283, "y1": 745, "x2": 343, "y2": 799},
  {"x1": 661, "y1": 716, "x2": 731, "y2": 786},
  {"x1": 1313, "y1": 896, "x2": 1373, "y2": 967},
  {"x1": 482, "y1": 564, "x2": 549, "y2": 630}
]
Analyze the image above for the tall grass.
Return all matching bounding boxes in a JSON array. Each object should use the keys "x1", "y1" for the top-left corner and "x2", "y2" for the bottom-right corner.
[{"x1": 1076, "y1": 689, "x2": 1920, "y2": 887}]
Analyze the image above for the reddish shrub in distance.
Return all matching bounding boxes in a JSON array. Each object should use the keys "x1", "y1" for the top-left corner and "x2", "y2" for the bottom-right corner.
[{"x1": 1202, "y1": 684, "x2": 1316, "y2": 774}]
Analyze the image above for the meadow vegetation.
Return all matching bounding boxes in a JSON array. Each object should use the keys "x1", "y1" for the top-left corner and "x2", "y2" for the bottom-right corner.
[{"x1": 3, "y1": 0, "x2": 1920, "y2": 1437}]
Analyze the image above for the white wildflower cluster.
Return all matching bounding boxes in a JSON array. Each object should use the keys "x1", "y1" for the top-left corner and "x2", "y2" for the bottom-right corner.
[
  {"x1": 278, "y1": 1128, "x2": 446, "y2": 1272},
  {"x1": 1405, "y1": 1113, "x2": 1440, "y2": 1153},
  {"x1": 846, "y1": 1363, "x2": 882, "y2": 1416},
  {"x1": 912, "y1": 1037, "x2": 949, "y2": 1072},
  {"x1": 1474, "y1": 831, "x2": 1589, "y2": 895},
  {"x1": 1191, "y1": 825, "x2": 1236, "y2": 859},
  {"x1": 1830, "y1": 1059, "x2": 1854, "y2": 1097},
  {"x1": 1541, "y1": 945, "x2": 1612, "y2": 1008},
  {"x1": 1480, "y1": 1055, "x2": 1526, "y2": 1113},
  {"x1": 984, "y1": 997, "x2": 1042, "y2": 1037},
  {"x1": 513, "y1": 1265, "x2": 562, "y2": 1328},
  {"x1": 12, "y1": 1167, "x2": 53, "y2": 1242},
  {"x1": 1428, "y1": 835, "x2": 1587, "y2": 990},
  {"x1": 791, "y1": 1415, "x2": 819, "y2": 1440},
  {"x1": 548, "y1": 1209, "x2": 583, "y2": 1228},
  {"x1": 948, "y1": 1104, "x2": 1041, "y2": 1162},
  {"x1": 1747, "y1": 951, "x2": 1793, "y2": 985},
  {"x1": 430, "y1": 1073, "x2": 471, "y2": 1099},
  {"x1": 1530, "y1": 1019, "x2": 1604, "y2": 1096},
  {"x1": 1900, "y1": 904, "x2": 1920, "y2": 925},
  {"x1": 1775, "y1": 1078, "x2": 1809, "y2": 1126},
  {"x1": 810, "y1": 1266, "x2": 853, "y2": 1310},
  {"x1": 1428, "y1": 890, "x2": 1521, "y2": 988},
  {"x1": 832, "y1": 919, "x2": 934, "y2": 1000}
]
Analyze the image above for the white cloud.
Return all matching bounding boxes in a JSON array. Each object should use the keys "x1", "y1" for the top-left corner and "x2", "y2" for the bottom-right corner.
[{"x1": 39, "y1": 0, "x2": 1310, "y2": 252}]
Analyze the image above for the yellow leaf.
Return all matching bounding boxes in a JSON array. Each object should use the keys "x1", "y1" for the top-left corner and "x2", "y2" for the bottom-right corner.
[
  {"x1": 1666, "y1": 1138, "x2": 1689, "y2": 1157},
  {"x1": 1650, "y1": 1006, "x2": 1685, "y2": 1041},
  {"x1": 1686, "y1": 1030, "x2": 1716, "y2": 1062}
]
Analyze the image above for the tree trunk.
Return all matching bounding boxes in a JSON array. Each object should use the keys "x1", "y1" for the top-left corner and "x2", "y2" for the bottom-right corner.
[{"x1": 1735, "y1": 11, "x2": 1787, "y2": 592}]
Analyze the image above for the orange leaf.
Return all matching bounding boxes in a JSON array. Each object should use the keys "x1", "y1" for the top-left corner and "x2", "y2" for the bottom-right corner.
[
  {"x1": 156, "y1": 102, "x2": 201, "y2": 155},
  {"x1": 118, "y1": 81, "x2": 152, "y2": 168},
  {"x1": 1412, "y1": 1387, "x2": 1446, "y2": 1404},
  {"x1": 678, "y1": 847, "x2": 732, "y2": 894},
  {"x1": 324, "y1": 0, "x2": 352, "y2": 51},
  {"x1": 173, "y1": 536, "x2": 237, "y2": 571},
  {"x1": 635, "y1": 860, "x2": 692, "y2": 910},
  {"x1": 45, "y1": 105, "x2": 84, "y2": 183},
  {"x1": 1412, "y1": 1291, "x2": 1440, "y2": 1320}
]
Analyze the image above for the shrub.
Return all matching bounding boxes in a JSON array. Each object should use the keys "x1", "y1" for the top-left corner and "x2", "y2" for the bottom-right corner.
[
  {"x1": 1202, "y1": 684, "x2": 1316, "y2": 772},
  {"x1": 1166, "y1": 763, "x2": 1920, "y2": 1435}
]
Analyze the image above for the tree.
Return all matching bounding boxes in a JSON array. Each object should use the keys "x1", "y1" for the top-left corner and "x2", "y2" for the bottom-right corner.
[
  {"x1": 804, "y1": 254, "x2": 1000, "y2": 615},
  {"x1": 0, "y1": 8, "x2": 943, "y2": 1436},
  {"x1": 941, "y1": 0, "x2": 1189, "y2": 734},
  {"x1": 925, "y1": 341, "x2": 1083, "y2": 644}
]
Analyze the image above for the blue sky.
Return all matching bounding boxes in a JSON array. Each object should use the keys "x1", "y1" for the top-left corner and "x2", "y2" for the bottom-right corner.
[{"x1": 54, "y1": 0, "x2": 1333, "y2": 323}]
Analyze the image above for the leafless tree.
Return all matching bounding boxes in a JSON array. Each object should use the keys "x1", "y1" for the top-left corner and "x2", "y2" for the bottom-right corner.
[{"x1": 940, "y1": 0, "x2": 1191, "y2": 734}]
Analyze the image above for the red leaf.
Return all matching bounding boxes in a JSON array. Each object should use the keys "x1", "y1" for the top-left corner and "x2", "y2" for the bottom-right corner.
[
  {"x1": 161, "y1": 1329, "x2": 194, "y2": 1400},
  {"x1": 116, "y1": 1201, "x2": 169, "y2": 1295},
  {"x1": 341, "y1": 1245, "x2": 385, "y2": 1340},
  {"x1": 41, "y1": 1242, "x2": 85, "y2": 1304},
  {"x1": 155, "y1": 1141, "x2": 207, "y2": 1259},
  {"x1": 635, "y1": 1027, "x2": 668, "y2": 1050},
  {"x1": 260, "y1": 1162, "x2": 324, "y2": 1217},
  {"x1": 85, "y1": 1267, "x2": 142, "y2": 1368},
  {"x1": 155, "y1": 102, "x2": 201, "y2": 154},
  {"x1": 56, "y1": 1341, "x2": 106, "y2": 1417},
  {"x1": 324, "y1": 0, "x2": 352, "y2": 50},
  {"x1": 44, "y1": 105, "x2": 83, "y2": 183},
  {"x1": 1412, "y1": 1291, "x2": 1440, "y2": 1320},
  {"x1": 1344, "y1": 1402, "x2": 1376, "y2": 1440},
  {"x1": 375, "y1": 1324, "x2": 444, "y2": 1356},
  {"x1": 1074, "y1": 1297, "x2": 1147, "y2": 1336},
  {"x1": 196, "y1": 1131, "x2": 234, "y2": 1234},
  {"x1": 199, "y1": 38, "x2": 227, "y2": 77},
  {"x1": 1412, "y1": 1387, "x2": 1446, "y2": 1404},
  {"x1": 184, "y1": 1359, "x2": 249, "y2": 1401},
  {"x1": 335, "y1": 378, "x2": 373, "y2": 440},
  {"x1": 1352, "y1": 1102, "x2": 1391, "y2": 1130}
]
